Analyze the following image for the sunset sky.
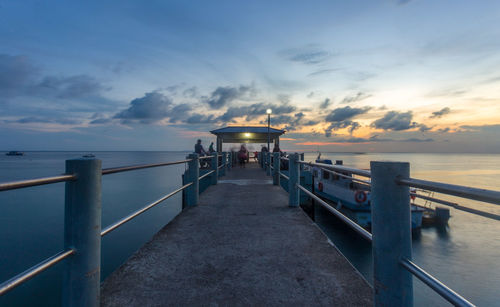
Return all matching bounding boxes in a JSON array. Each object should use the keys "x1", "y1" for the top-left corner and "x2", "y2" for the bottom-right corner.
[{"x1": 1, "y1": 0, "x2": 500, "y2": 152}]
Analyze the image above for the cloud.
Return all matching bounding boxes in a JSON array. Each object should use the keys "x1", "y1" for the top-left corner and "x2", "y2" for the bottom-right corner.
[
  {"x1": 324, "y1": 106, "x2": 371, "y2": 136},
  {"x1": 418, "y1": 124, "x2": 433, "y2": 132},
  {"x1": 0, "y1": 54, "x2": 109, "y2": 101},
  {"x1": 430, "y1": 107, "x2": 451, "y2": 118},
  {"x1": 266, "y1": 112, "x2": 318, "y2": 131},
  {"x1": 308, "y1": 69, "x2": 339, "y2": 76},
  {"x1": 307, "y1": 92, "x2": 315, "y2": 98},
  {"x1": 90, "y1": 118, "x2": 113, "y2": 125},
  {"x1": 277, "y1": 94, "x2": 290, "y2": 104},
  {"x1": 281, "y1": 46, "x2": 332, "y2": 65},
  {"x1": 397, "y1": 0, "x2": 412, "y2": 5},
  {"x1": 168, "y1": 103, "x2": 192, "y2": 123},
  {"x1": 183, "y1": 86, "x2": 198, "y2": 98},
  {"x1": 205, "y1": 85, "x2": 254, "y2": 109},
  {"x1": 372, "y1": 111, "x2": 417, "y2": 131},
  {"x1": 340, "y1": 92, "x2": 371, "y2": 104},
  {"x1": 8, "y1": 116, "x2": 82, "y2": 125},
  {"x1": 295, "y1": 137, "x2": 433, "y2": 146},
  {"x1": 0, "y1": 54, "x2": 38, "y2": 97},
  {"x1": 185, "y1": 113, "x2": 217, "y2": 124},
  {"x1": 459, "y1": 124, "x2": 500, "y2": 133},
  {"x1": 438, "y1": 127, "x2": 450, "y2": 133},
  {"x1": 325, "y1": 106, "x2": 371, "y2": 122},
  {"x1": 114, "y1": 91, "x2": 173, "y2": 123},
  {"x1": 319, "y1": 98, "x2": 331, "y2": 109},
  {"x1": 34, "y1": 75, "x2": 109, "y2": 99},
  {"x1": 218, "y1": 102, "x2": 296, "y2": 122}
]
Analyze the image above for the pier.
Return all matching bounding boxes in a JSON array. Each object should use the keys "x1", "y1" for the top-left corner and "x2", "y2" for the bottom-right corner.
[
  {"x1": 100, "y1": 162, "x2": 372, "y2": 306},
  {"x1": 1, "y1": 132, "x2": 499, "y2": 306}
]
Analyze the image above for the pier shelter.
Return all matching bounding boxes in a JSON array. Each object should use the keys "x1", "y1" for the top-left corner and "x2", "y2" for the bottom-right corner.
[{"x1": 210, "y1": 126, "x2": 285, "y2": 152}]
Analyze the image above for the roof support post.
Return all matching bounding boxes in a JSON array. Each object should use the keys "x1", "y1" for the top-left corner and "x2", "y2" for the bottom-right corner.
[{"x1": 221, "y1": 152, "x2": 227, "y2": 176}]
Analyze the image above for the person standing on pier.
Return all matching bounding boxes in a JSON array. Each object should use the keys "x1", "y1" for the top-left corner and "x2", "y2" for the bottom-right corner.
[
  {"x1": 195, "y1": 139, "x2": 208, "y2": 168},
  {"x1": 195, "y1": 139, "x2": 207, "y2": 156},
  {"x1": 238, "y1": 144, "x2": 248, "y2": 168}
]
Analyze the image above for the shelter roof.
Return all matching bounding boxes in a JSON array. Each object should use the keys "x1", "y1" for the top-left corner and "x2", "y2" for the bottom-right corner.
[{"x1": 210, "y1": 126, "x2": 285, "y2": 135}]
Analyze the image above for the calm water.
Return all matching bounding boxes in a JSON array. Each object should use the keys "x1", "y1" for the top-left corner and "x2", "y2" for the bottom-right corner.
[
  {"x1": 304, "y1": 152, "x2": 500, "y2": 307},
  {"x1": 1, "y1": 152, "x2": 499, "y2": 306}
]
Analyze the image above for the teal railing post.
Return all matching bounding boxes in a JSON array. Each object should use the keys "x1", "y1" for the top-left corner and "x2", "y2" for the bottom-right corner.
[
  {"x1": 62, "y1": 158, "x2": 102, "y2": 307},
  {"x1": 370, "y1": 161, "x2": 413, "y2": 307},
  {"x1": 221, "y1": 152, "x2": 227, "y2": 176},
  {"x1": 273, "y1": 152, "x2": 280, "y2": 185},
  {"x1": 266, "y1": 152, "x2": 272, "y2": 176},
  {"x1": 211, "y1": 153, "x2": 218, "y2": 185},
  {"x1": 186, "y1": 153, "x2": 199, "y2": 206},
  {"x1": 228, "y1": 152, "x2": 232, "y2": 170},
  {"x1": 288, "y1": 153, "x2": 300, "y2": 207},
  {"x1": 300, "y1": 153, "x2": 305, "y2": 172}
]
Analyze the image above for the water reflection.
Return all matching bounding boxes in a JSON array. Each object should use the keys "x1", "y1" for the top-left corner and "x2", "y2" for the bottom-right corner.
[{"x1": 303, "y1": 152, "x2": 500, "y2": 307}]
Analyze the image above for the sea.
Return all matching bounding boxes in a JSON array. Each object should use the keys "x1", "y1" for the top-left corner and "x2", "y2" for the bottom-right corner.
[{"x1": 0, "y1": 151, "x2": 499, "y2": 306}]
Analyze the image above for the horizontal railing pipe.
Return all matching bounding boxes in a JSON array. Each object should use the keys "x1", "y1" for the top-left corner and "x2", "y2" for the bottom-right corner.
[
  {"x1": 198, "y1": 155, "x2": 214, "y2": 160},
  {"x1": 101, "y1": 183, "x2": 192, "y2": 237},
  {"x1": 398, "y1": 178, "x2": 500, "y2": 206},
  {"x1": 411, "y1": 192, "x2": 500, "y2": 221},
  {"x1": 322, "y1": 168, "x2": 372, "y2": 185},
  {"x1": 0, "y1": 174, "x2": 76, "y2": 192},
  {"x1": 102, "y1": 160, "x2": 191, "y2": 175},
  {"x1": 400, "y1": 258, "x2": 475, "y2": 307},
  {"x1": 0, "y1": 249, "x2": 75, "y2": 296},
  {"x1": 279, "y1": 172, "x2": 289, "y2": 181},
  {"x1": 198, "y1": 170, "x2": 214, "y2": 181},
  {"x1": 300, "y1": 161, "x2": 371, "y2": 178},
  {"x1": 297, "y1": 184, "x2": 373, "y2": 241}
]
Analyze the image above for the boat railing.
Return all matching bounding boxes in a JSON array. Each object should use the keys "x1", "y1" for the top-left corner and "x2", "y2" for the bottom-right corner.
[
  {"x1": 258, "y1": 151, "x2": 500, "y2": 307},
  {"x1": 0, "y1": 151, "x2": 232, "y2": 305}
]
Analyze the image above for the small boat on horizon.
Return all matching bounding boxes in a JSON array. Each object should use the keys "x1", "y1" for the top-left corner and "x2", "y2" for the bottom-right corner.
[{"x1": 5, "y1": 151, "x2": 24, "y2": 156}]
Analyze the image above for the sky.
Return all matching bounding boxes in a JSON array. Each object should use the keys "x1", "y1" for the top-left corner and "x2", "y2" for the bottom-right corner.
[{"x1": 1, "y1": 0, "x2": 500, "y2": 152}]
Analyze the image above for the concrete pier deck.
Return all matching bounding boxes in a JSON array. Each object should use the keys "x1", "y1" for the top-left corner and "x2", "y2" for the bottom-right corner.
[{"x1": 101, "y1": 162, "x2": 372, "y2": 306}]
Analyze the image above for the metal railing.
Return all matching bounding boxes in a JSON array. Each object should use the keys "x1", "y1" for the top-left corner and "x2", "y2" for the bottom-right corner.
[
  {"x1": 262, "y1": 153, "x2": 500, "y2": 307},
  {"x1": 0, "y1": 174, "x2": 76, "y2": 191},
  {"x1": 0, "y1": 151, "x2": 232, "y2": 305}
]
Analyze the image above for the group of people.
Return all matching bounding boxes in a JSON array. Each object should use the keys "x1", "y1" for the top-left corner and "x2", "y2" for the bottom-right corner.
[
  {"x1": 194, "y1": 139, "x2": 215, "y2": 156},
  {"x1": 194, "y1": 139, "x2": 282, "y2": 168}
]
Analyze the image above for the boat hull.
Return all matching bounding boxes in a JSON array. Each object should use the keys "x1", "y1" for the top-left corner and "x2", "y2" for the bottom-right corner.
[{"x1": 312, "y1": 165, "x2": 423, "y2": 230}]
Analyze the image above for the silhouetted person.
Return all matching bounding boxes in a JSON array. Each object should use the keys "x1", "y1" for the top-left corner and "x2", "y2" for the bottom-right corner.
[
  {"x1": 238, "y1": 144, "x2": 248, "y2": 168},
  {"x1": 194, "y1": 139, "x2": 207, "y2": 156}
]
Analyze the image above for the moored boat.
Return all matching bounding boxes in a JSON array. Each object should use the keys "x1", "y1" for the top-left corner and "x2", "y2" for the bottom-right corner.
[
  {"x1": 311, "y1": 158, "x2": 425, "y2": 230},
  {"x1": 5, "y1": 151, "x2": 24, "y2": 156}
]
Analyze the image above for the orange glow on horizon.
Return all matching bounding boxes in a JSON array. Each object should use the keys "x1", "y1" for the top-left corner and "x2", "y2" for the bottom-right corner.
[{"x1": 295, "y1": 141, "x2": 370, "y2": 146}]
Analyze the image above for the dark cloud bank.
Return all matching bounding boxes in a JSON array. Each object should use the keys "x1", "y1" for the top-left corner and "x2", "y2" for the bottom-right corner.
[{"x1": 0, "y1": 54, "x2": 108, "y2": 100}]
